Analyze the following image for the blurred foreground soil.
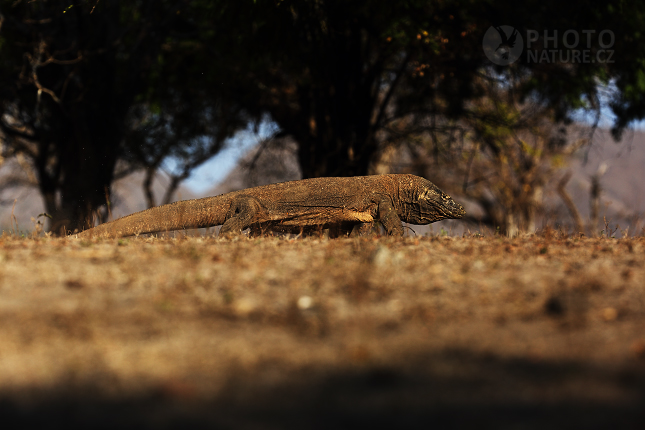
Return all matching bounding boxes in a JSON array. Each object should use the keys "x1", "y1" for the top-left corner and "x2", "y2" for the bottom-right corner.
[{"x1": 0, "y1": 234, "x2": 644, "y2": 429}]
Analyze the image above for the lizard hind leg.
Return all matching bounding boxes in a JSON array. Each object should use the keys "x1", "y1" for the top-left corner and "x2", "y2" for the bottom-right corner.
[{"x1": 220, "y1": 195, "x2": 264, "y2": 236}]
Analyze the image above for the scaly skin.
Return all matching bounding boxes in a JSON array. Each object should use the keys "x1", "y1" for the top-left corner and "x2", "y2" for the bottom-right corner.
[{"x1": 74, "y1": 174, "x2": 466, "y2": 239}]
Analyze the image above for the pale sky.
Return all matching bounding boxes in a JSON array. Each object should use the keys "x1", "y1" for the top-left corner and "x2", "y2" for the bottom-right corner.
[{"x1": 182, "y1": 118, "x2": 279, "y2": 194}]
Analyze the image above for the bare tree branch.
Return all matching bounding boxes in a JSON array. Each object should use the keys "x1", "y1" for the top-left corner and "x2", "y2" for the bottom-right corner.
[
  {"x1": 27, "y1": 40, "x2": 65, "y2": 107},
  {"x1": 557, "y1": 171, "x2": 584, "y2": 235}
]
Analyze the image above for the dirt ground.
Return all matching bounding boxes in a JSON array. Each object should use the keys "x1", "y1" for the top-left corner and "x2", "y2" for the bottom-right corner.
[{"x1": 0, "y1": 232, "x2": 644, "y2": 429}]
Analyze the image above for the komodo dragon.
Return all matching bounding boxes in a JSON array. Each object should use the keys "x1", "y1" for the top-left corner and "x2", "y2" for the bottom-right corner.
[{"x1": 74, "y1": 174, "x2": 465, "y2": 239}]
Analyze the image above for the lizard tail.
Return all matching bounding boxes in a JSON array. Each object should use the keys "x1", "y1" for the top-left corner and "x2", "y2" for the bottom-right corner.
[{"x1": 74, "y1": 195, "x2": 233, "y2": 239}]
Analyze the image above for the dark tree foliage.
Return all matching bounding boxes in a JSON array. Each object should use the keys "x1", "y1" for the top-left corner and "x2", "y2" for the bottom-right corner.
[
  {"x1": 513, "y1": 1, "x2": 645, "y2": 139},
  {"x1": 210, "y1": 0, "x2": 488, "y2": 178},
  {"x1": 0, "y1": 0, "x2": 248, "y2": 232},
  {"x1": 212, "y1": 0, "x2": 645, "y2": 177},
  {"x1": 121, "y1": 30, "x2": 248, "y2": 208}
]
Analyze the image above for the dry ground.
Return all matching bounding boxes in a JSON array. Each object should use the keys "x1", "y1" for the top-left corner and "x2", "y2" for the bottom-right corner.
[{"x1": 0, "y1": 233, "x2": 644, "y2": 429}]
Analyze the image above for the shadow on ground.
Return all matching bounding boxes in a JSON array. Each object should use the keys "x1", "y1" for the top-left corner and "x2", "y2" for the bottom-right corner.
[{"x1": 2, "y1": 349, "x2": 644, "y2": 430}]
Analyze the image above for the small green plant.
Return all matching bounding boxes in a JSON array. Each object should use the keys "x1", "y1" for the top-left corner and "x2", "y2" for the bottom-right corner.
[
  {"x1": 223, "y1": 290, "x2": 234, "y2": 305},
  {"x1": 157, "y1": 300, "x2": 174, "y2": 312},
  {"x1": 603, "y1": 217, "x2": 619, "y2": 238},
  {"x1": 10, "y1": 199, "x2": 18, "y2": 236}
]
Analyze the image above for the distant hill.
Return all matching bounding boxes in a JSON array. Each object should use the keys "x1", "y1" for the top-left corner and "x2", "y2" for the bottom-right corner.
[{"x1": 558, "y1": 128, "x2": 645, "y2": 233}]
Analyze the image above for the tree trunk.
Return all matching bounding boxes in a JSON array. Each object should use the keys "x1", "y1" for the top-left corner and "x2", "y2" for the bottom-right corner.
[
  {"x1": 589, "y1": 164, "x2": 607, "y2": 237},
  {"x1": 525, "y1": 185, "x2": 542, "y2": 234},
  {"x1": 45, "y1": 153, "x2": 119, "y2": 235},
  {"x1": 268, "y1": 5, "x2": 381, "y2": 179},
  {"x1": 289, "y1": 83, "x2": 376, "y2": 178},
  {"x1": 296, "y1": 134, "x2": 375, "y2": 178},
  {"x1": 557, "y1": 172, "x2": 584, "y2": 235},
  {"x1": 144, "y1": 168, "x2": 157, "y2": 209},
  {"x1": 38, "y1": 107, "x2": 122, "y2": 235},
  {"x1": 505, "y1": 212, "x2": 519, "y2": 238}
]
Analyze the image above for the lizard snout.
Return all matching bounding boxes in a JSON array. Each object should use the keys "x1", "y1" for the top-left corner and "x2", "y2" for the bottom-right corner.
[
  {"x1": 450, "y1": 201, "x2": 466, "y2": 219},
  {"x1": 455, "y1": 201, "x2": 466, "y2": 218}
]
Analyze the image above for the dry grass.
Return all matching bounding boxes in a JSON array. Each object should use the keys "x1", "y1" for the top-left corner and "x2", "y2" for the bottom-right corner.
[{"x1": 0, "y1": 233, "x2": 644, "y2": 428}]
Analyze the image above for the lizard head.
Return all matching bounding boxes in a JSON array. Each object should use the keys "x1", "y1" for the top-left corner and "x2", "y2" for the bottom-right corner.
[{"x1": 407, "y1": 178, "x2": 466, "y2": 224}]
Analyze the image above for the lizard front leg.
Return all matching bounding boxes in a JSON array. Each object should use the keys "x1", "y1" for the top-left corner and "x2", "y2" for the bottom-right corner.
[
  {"x1": 220, "y1": 195, "x2": 264, "y2": 236},
  {"x1": 378, "y1": 198, "x2": 404, "y2": 236}
]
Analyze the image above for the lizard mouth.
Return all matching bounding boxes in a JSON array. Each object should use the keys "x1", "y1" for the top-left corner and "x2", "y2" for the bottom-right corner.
[
  {"x1": 441, "y1": 201, "x2": 465, "y2": 219},
  {"x1": 423, "y1": 204, "x2": 465, "y2": 222}
]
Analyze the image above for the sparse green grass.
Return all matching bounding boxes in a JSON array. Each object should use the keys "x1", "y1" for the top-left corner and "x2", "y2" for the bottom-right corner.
[{"x1": 0, "y1": 234, "x2": 644, "y2": 428}]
